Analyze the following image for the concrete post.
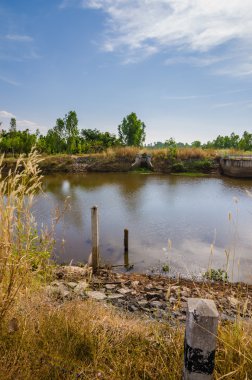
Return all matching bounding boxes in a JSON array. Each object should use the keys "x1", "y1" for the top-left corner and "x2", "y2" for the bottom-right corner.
[
  {"x1": 91, "y1": 206, "x2": 99, "y2": 272},
  {"x1": 183, "y1": 298, "x2": 219, "y2": 380}
]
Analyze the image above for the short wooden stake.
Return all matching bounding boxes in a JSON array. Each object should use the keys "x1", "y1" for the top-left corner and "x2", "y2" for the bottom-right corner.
[
  {"x1": 124, "y1": 228, "x2": 129, "y2": 252},
  {"x1": 91, "y1": 206, "x2": 99, "y2": 272},
  {"x1": 183, "y1": 298, "x2": 219, "y2": 380},
  {"x1": 124, "y1": 251, "x2": 129, "y2": 268}
]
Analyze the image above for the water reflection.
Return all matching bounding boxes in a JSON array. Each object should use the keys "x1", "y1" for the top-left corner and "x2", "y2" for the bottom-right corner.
[{"x1": 36, "y1": 172, "x2": 252, "y2": 282}]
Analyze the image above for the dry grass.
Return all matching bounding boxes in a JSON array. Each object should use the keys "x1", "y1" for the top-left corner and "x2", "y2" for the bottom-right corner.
[
  {"x1": 105, "y1": 147, "x2": 219, "y2": 160},
  {"x1": 0, "y1": 151, "x2": 55, "y2": 320},
  {"x1": 0, "y1": 290, "x2": 252, "y2": 380},
  {"x1": 105, "y1": 146, "x2": 140, "y2": 159},
  {"x1": 0, "y1": 294, "x2": 183, "y2": 380}
]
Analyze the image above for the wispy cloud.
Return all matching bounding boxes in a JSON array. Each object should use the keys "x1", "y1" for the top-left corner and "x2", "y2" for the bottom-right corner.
[
  {"x1": 211, "y1": 102, "x2": 237, "y2": 109},
  {"x1": 5, "y1": 34, "x2": 33, "y2": 42},
  {"x1": 0, "y1": 112, "x2": 47, "y2": 133},
  {"x1": 0, "y1": 75, "x2": 20, "y2": 86},
  {"x1": 16, "y1": 119, "x2": 40, "y2": 129},
  {"x1": 0, "y1": 110, "x2": 15, "y2": 118},
  {"x1": 163, "y1": 95, "x2": 204, "y2": 100},
  {"x1": 62, "y1": 0, "x2": 252, "y2": 75},
  {"x1": 163, "y1": 89, "x2": 247, "y2": 101}
]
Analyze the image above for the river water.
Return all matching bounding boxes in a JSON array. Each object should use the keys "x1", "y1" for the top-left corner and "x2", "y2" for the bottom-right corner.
[{"x1": 36, "y1": 172, "x2": 252, "y2": 283}]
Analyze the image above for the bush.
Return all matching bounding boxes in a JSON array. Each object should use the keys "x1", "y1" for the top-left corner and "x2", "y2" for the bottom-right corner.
[{"x1": 171, "y1": 162, "x2": 185, "y2": 172}]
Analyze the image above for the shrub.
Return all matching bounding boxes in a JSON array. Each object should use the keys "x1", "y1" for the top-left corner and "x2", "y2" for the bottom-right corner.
[{"x1": 171, "y1": 162, "x2": 185, "y2": 172}]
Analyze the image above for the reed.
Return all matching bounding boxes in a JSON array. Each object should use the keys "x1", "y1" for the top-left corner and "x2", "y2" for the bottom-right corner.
[{"x1": 0, "y1": 151, "x2": 54, "y2": 320}]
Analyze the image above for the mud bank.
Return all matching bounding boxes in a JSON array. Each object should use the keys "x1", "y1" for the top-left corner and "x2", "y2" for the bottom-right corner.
[{"x1": 3, "y1": 154, "x2": 219, "y2": 175}]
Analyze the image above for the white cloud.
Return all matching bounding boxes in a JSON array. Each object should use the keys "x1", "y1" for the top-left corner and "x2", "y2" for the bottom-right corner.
[
  {"x1": 0, "y1": 112, "x2": 47, "y2": 133},
  {"x1": 0, "y1": 110, "x2": 15, "y2": 118},
  {"x1": 0, "y1": 75, "x2": 20, "y2": 86},
  {"x1": 5, "y1": 34, "x2": 33, "y2": 42},
  {"x1": 76, "y1": 0, "x2": 252, "y2": 74},
  {"x1": 16, "y1": 119, "x2": 40, "y2": 129}
]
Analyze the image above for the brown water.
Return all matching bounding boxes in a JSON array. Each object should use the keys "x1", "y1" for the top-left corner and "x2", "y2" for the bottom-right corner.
[{"x1": 35, "y1": 172, "x2": 252, "y2": 283}]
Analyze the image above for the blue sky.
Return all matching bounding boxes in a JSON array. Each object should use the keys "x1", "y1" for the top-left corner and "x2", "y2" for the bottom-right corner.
[{"x1": 1, "y1": 0, "x2": 252, "y2": 144}]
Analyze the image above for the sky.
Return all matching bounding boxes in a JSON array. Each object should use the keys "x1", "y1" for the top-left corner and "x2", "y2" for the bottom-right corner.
[{"x1": 1, "y1": 0, "x2": 252, "y2": 144}]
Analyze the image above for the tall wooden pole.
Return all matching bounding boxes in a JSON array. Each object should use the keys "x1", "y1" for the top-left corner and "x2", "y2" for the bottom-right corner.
[
  {"x1": 91, "y1": 206, "x2": 99, "y2": 272},
  {"x1": 124, "y1": 228, "x2": 129, "y2": 268}
]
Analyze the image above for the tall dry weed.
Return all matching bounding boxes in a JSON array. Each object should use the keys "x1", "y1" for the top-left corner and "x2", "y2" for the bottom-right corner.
[{"x1": 0, "y1": 151, "x2": 54, "y2": 320}]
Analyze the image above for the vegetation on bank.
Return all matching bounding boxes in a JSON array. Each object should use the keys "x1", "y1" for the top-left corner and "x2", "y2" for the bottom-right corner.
[
  {"x1": 0, "y1": 152, "x2": 252, "y2": 379},
  {"x1": 1, "y1": 111, "x2": 252, "y2": 157}
]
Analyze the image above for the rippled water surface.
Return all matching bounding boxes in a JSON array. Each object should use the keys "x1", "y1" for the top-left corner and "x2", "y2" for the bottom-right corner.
[{"x1": 36, "y1": 172, "x2": 252, "y2": 282}]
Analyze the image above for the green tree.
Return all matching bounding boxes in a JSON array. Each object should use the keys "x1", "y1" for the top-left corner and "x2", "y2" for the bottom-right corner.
[
  {"x1": 191, "y1": 140, "x2": 201, "y2": 148},
  {"x1": 64, "y1": 111, "x2": 79, "y2": 153},
  {"x1": 9, "y1": 118, "x2": 17, "y2": 133},
  {"x1": 118, "y1": 112, "x2": 146, "y2": 146}
]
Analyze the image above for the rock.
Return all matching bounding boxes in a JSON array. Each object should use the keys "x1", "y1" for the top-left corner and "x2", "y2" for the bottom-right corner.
[
  {"x1": 46, "y1": 284, "x2": 70, "y2": 300},
  {"x1": 131, "y1": 281, "x2": 139, "y2": 288},
  {"x1": 228, "y1": 296, "x2": 240, "y2": 307},
  {"x1": 67, "y1": 282, "x2": 78, "y2": 289},
  {"x1": 107, "y1": 294, "x2": 125, "y2": 300},
  {"x1": 170, "y1": 286, "x2": 180, "y2": 292},
  {"x1": 169, "y1": 297, "x2": 177, "y2": 304},
  {"x1": 105, "y1": 284, "x2": 117, "y2": 290},
  {"x1": 144, "y1": 283, "x2": 154, "y2": 291},
  {"x1": 149, "y1": 301, "x2": 163, "y2": 309},
  {"x1": 137, "y1": 300, "x2": 148, "y2": 308},
  {"x1": 55, "y1": 266, "x2": 92, "y2": 280},
  {"x1": 74, "y1": 281, "x2": 89, "y2": 295},
  {"x1": 128, "y1": 305, "x2": 138, "y2": 312},
  {"x1": 117, "y1": 288, "x2": 131, "y2": 295},
  {"x1": 146, "y1": 292, "x2": 163, "y2": 301},
  {"x1": 86, "y1": 291, "x2": 107, "y2": 301},
  {"x1": 58, "y1": 285, "x2": 71, "y2": 299}
]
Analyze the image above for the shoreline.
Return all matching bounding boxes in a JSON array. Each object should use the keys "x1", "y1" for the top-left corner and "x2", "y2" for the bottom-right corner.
[
  {"x1": 47, "y1": 266, "x2": 252, "y2": 324},
  {"x1": 2, "y1": 154, "x2": 220, "y2": 175}
]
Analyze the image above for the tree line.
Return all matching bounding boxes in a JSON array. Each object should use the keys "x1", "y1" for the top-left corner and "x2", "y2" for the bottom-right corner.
[
  {"x1": 148, "y1": 131, "x2": 252, "y2": 151},
  {"x1": 0, "y1": 111, "x2": 252, "y2": 155},
  {"x1": 0, "y1": 111, "x2": 146, "y2": 155}
]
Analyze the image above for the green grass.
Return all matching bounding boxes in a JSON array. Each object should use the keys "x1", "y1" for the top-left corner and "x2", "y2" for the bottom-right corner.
[{"x1": 171, "y1": 172, "x2": 209, "y2": 177}]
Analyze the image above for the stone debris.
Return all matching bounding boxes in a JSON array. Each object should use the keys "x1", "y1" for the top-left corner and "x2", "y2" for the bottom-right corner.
[
  {"x1": 46, "y1": 266, "x2": 252, "y2": 323},
  {"x1": 86, "y1": 291, "x2": 107, "y2": 301}
]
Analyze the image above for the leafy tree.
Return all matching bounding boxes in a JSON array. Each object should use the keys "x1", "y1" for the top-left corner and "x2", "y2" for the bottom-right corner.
[
  {"x1": 64, "y1": 111, "x2": 79, "y2": 153},
  {"x1": 80, "y1": 128, "x2": 120, "y2": 152},
  {"x1": 191, "y1": 140, "x2": 201, "y2": 148},
  {"x1": 165, "y1": 138, "x2": 177, "y2": 161},
  {"x1": 118, "y1": 112, "x2": 146, "y2": 146},
  {"x1": 9, "y1": 118, "x2": 17, "y2": 133},
  {"x1": 238, "y1": 131, "x2": 252, "y2": 151}
]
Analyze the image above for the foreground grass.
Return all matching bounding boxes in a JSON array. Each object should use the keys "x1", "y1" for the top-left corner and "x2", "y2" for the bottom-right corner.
[{"x1": 1, "y1": 291, "x2": 252, "y2": 380}]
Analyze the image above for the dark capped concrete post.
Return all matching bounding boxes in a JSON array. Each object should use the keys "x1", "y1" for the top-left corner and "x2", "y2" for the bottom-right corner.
[
  {"x1": 91, "y1": 206, "x2": 99, "y2": 272},
  {"x1": 183, "y1": 298, "x2": 219, "y2": 380}
]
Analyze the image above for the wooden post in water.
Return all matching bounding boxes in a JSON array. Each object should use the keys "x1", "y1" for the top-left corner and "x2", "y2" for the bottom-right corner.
[
  {"x1": 91, "y1": 206, "x2": 99, "y2": 272},
  {"x1": 124, "y1": 228, "x2": 129, "y2": 268},
  {"x1": 183, "y1": 298, "x2": 219, "y2": 380},
  {"x1": 124, "y1": 229, "x2": 129, "y2": 252}
]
